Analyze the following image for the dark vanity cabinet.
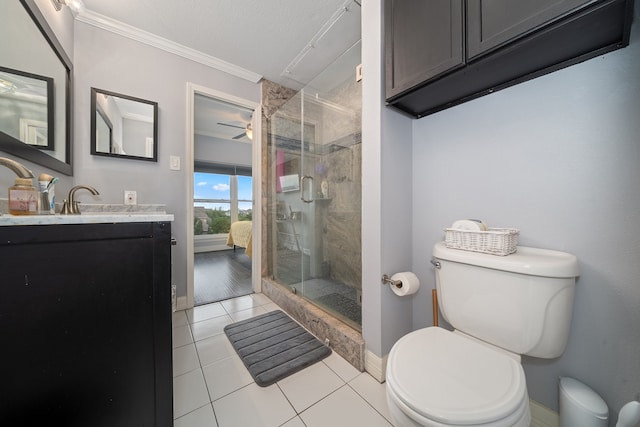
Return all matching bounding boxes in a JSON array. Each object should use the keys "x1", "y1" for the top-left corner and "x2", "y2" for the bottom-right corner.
[
  {"x1": 385, "y1": 0, "x2": 634, "y2": 117},
  {"x1": 0, "y1": 221, "x2": 173, "y2": 427}
]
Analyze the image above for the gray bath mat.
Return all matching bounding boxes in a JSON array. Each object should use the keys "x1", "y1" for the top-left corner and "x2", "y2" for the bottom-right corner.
[{"x1": 223, "y1": 310, "x2": 331, "y2": 387}]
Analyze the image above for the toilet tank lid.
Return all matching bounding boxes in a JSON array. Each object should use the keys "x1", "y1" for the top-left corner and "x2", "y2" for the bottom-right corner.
[{"x1": 433, "y1": 242, "x2": 579, "y2": 278}]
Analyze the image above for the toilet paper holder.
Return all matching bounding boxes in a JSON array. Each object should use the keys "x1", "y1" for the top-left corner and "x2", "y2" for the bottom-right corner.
[{"x1": 381, "y1": 274, "x2": 403, "y2": 288}]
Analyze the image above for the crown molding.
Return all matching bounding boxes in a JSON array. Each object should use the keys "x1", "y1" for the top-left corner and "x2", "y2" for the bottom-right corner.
[{"x1": 75, "y1": 9, "x2": 263, "y2": 84}]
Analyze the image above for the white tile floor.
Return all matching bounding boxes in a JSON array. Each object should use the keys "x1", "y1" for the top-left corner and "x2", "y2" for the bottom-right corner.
[{"x1": 172, "y1": 293, "x2": 395, "y2": 427}]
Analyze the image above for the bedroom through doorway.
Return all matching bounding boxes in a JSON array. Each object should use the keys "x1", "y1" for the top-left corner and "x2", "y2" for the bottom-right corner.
[{"x1": 192, "y1": 93, "x2": 257, "y2": 306}]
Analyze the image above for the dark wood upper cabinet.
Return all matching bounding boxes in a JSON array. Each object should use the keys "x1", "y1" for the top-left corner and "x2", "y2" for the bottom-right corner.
[
  {"x1": 385, "y1": 0, "x2": 635, "y2": 118},
  {"x1": 467, "y1": 0, "x2": 596, "y2": 59},
  {"x1": 385, "y1": 0, "x2": 464, "y2": 99}
]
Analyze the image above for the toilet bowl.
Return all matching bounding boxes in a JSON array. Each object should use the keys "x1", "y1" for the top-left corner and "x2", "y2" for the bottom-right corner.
[
  {"x1": 386, "y1": 242, "x2": 579, "y2": 427},
  {"x1": 386, "y1": 327, "x2": 530, "y2": 427}
]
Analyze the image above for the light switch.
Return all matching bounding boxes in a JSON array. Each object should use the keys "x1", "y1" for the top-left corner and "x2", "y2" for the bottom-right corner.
[{"x1": 170, "y1": 155, "x2": 181, "y2": 171}]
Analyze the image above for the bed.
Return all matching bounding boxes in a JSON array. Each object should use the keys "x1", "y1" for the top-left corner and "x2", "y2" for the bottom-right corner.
[{"x1": 226, "y1": 221, "x2": 252, "y2": 258}]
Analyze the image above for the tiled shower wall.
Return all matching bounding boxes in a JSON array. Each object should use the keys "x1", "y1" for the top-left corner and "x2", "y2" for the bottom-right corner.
[{"x1": 317, "y1": 76, "x2": 362, "y2": 291}]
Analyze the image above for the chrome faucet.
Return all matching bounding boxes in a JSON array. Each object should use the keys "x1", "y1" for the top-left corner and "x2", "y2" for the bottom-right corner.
[
  {"x1": 0, "y1": 157, "x2": 34, "y2": 179},
  {"x1": 61, "y1": 185, "x2": 100, "y2": 215}
]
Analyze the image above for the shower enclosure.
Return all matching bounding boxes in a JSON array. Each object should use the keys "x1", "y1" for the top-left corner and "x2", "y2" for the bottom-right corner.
[{"x1": 266, "y1": 43, "x2": 362, "y2": 330}]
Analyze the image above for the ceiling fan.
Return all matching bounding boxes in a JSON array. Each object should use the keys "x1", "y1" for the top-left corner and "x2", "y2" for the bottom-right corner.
[{"x1": 217, "y1": 122, "x2": 253, "y2": 140}]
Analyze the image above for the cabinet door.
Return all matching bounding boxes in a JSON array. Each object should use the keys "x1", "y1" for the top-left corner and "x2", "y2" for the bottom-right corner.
[
  {"x1": 0, "y1": 223, "x2": 172, "y2": 427},
  {"x1": 467, "y1": 0, "x2": 596, "y2": 59},
  {"x1": 385, "y1": 0, "x2": 464, "y2": 100}
]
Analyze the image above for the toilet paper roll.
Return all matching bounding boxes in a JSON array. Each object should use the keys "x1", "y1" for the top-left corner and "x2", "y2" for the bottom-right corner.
[
  {"x1": 390, "y1": 272, "x2": 420, "y2": 296},
  {"x1": 451, "y1": 219, "x2": 487, "y2": 231}
]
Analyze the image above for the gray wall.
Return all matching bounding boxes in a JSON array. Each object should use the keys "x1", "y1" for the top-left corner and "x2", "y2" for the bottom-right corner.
[
  {"x1": 410, "y1": 10, "x2": 640, "y2": 424},
  {"x1": 72, "y1": 20, "x2": 260, "y2": 300},
  {"x1": 195, "y1": 135, "x2": 252, "y2": 167},
  {"x1": 361, "y1": 0, "x2": 415, "y2": 359}
]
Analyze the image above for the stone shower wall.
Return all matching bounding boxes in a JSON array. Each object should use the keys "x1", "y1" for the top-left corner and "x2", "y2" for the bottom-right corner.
[
  {"x1": 260, "y1": 80, "x2": 297, "y2": 279},
  {"x1": 317, "y1": 76, "x2": 362, "y2": 291}
]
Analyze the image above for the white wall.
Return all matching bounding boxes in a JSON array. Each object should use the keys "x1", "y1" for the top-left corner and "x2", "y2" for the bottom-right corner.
[
  {"x1": 72, "y1": 21, "x2": 260, "y2": 300},
  {"x1": 411, "y1": 10, "x2": 640, "y2": 424}
]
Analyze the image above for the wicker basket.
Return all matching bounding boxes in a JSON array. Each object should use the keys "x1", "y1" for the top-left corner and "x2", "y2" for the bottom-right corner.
[{"x1": 444, "y1": 227, "x2": 519, "y2": 256}]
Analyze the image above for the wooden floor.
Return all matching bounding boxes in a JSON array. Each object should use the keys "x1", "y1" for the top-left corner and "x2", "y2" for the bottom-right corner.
[{"x1": 194, "y1": 250, "x2": 253, "y2": 306}]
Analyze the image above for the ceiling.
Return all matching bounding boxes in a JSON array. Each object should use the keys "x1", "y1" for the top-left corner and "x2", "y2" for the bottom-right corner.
[
  {"x1": 194, "y1": 95, "x2": 254, "y2": 143},
  {"x1": 76, "y1": 0, "x2": 361, "y2": 142}
]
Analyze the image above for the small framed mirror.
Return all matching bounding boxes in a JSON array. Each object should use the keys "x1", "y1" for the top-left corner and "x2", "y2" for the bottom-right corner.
[{"x1": 90, "y1": 88, "x2": 158, "y2": 162}]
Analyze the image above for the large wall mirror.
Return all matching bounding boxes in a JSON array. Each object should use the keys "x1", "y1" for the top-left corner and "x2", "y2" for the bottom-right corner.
[
  {"x1": 91, "y1": 88, "x2": 158, "y2": 162},
  {"x1": 0, "y1": 0, "x2": 72, "y2": 175}
]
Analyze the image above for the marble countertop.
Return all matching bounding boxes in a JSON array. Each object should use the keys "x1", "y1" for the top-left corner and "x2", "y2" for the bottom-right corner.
[
  {"x1": 0, "y1": 213, "x2": 174, "y2": 226},
  {"x1": 0, "y1": 202, "x2": 173, "y2": 226}
]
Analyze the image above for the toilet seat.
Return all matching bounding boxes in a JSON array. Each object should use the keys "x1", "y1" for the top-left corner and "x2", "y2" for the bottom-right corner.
[{"x1": 387, "y1": 327, "x2": 530, "y2": 426}]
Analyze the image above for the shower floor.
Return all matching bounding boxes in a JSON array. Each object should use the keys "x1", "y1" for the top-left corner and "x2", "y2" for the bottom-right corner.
[
  {"x1": 290, "y1": 278, "x2": 361, "y2": 330},
  {"x1": 275, "y1": 250, "x2": 361, "y2": 329}
]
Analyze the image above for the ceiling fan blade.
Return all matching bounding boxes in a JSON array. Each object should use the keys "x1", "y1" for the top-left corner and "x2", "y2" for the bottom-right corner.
[
  {"x1": 232, "y1": 132, "x2": 246, "y2": 140},
  {"x1": 217, "y1": 122, "x2": 245, "y2": 129}
]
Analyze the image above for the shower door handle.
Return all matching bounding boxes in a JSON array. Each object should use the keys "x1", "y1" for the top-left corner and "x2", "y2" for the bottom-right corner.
[{"x1": 300, "y1": 175, "x2": 314, "y2": 203}]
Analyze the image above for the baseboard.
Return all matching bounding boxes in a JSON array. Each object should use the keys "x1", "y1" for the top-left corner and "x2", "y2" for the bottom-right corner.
[
  {"x1": 194, "y1": 244, "x2": 230, "y2": 253},
  {"x1": 364, "y1": 349, "x2": 387, "y2": 383},
  {"x1": 194, "y1": 235, "x2": 229, "y2": 253},
  {"x1": 530, "y1": 400, "x2": 559, "y2": 427},
  {"x1": 175, "y1": 295, "x2": 188, "y2": 312}
]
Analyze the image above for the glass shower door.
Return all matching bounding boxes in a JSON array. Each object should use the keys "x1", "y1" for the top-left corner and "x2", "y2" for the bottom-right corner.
[
  {"x1": 271, "y1": 93, "x2": 309, "y2": 289},
  {"x1": 269, "y1": 42, "x2": 362, "y2": 330}
]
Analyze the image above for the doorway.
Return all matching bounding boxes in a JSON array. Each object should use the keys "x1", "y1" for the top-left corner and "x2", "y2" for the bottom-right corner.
[{"x1": 186, "y1": 84, "x2": 261, "y2": 309}]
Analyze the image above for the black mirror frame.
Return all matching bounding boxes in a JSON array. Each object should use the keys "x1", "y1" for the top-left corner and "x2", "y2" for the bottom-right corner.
[
  {"x1": 0, "y1": 0, "x2": 73, "y2": 176},
  {"x1": 90, "y1": 88, "x2": 158, "y2": 162}
]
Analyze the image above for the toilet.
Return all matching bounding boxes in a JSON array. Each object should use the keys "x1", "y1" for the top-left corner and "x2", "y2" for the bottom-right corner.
[{"x1": 386, "y1": 241, "x2": 579, "y2": 427}]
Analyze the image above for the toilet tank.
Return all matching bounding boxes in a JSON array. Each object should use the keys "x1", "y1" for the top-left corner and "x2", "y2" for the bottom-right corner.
[{"x1": 432, "y1": 242, "x2": 579, "y2": 358}]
